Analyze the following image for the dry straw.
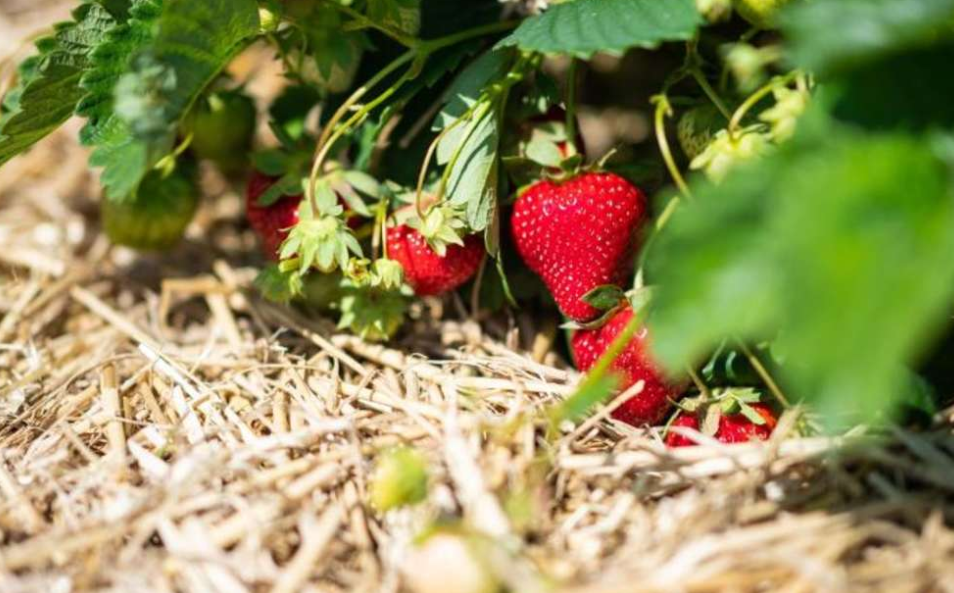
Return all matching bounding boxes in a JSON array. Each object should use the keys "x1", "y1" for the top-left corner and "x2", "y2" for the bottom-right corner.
[{"x1": 2, "y1": 2, "x2": 954, "y2": 592}]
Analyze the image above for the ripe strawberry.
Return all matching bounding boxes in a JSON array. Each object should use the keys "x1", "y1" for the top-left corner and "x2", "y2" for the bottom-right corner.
[
  {"x1": 386, "y1": 224, "x2": 484, "y2": 296},
  {"x1": 665, "y1": 403, "x2": 778, "y2": 447},
  {"x1": 245, "y1": 172, "x2": 302, "y2": 259},
  {"x1": 571, "y1": 306, "x2": 683, "y2": 426},
  {"x1": 511, "y1": 172, "x2": 647, "y2": 321},
  {"x1": 245, "y1": 172, "x2": 361, "y2": 259}
]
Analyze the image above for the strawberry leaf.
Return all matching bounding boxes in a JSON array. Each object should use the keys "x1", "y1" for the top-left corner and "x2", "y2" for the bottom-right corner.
[
  {"x1": 497, "y1": 0, "x2": 701, "y2": 58},
  {"x1": 89, "y1": 0, "x2": 260, "y2": 198},
  {"x1": 0, "y1": 3, "x2": 117, "y2": 167}
]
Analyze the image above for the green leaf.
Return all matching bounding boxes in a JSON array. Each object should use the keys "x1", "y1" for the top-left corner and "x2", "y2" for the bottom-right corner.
[
  {"x1": 647, "y1": 121, "x2": 954, "y2": 430},
  {"x1": 0, "y1": 3, "x2": 116, "y2": 166},
  {"x1": 369, "y1": 446, "x2": 428, "y2": 511},
  {"x1": 77, "y1": 0, "x2": 162, "y2": 145},
  {"x1": 551, "y1": 373, "x2": 619, "y2": 426},
  {"x1": 90, "y1": 0, "x2": 259, "y2": 198},
  {"x1": 121, "y1": 0, "x2": 259, "y2": 139},
  {"x1": 367, "y1": 0, "x2": 421, "y2": 35},
  {"x1": 826, "y1": 44, "x2": 954, "y2": 133},
  {"x1": 497, "y1": 0, "x2": 702, "y2": 58},
  {"x1": 445, "y1": 107, "x2": 500, "y2": 232},
  {"x1": 435, "y1": 50, "x2": 511, "y2": 132},
  {"x1": 782, "y1": 0, "x2": 954, "y2": 76}
]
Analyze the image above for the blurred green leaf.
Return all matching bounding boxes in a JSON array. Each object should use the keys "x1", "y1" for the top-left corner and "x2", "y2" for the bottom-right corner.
[
  {"x1": 647, "y1": 118, "x2": 954, "y2": 430},
  {"x1": 782, "y1": 0, "x2": 954, "y2": 75},
  {"x1": 826, "y1": 45, "x2": 954, "y2": 132}
]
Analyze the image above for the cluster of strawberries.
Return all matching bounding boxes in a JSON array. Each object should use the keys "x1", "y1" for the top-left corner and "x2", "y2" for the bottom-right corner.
[{"x1": 245, "y1": 124, "x2": 777, "y2": 446}]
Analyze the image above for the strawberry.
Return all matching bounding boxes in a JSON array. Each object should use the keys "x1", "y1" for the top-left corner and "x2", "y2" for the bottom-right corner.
[
  {"x1": 571, "y1": 306, "x2": 684, "y2": 426},
  {"x1": 511, "y1": 172, "x2": 647, "y2": 321},
  {"x1": 676, "y1": 104, "x2": 725, "y2": 161},
  {"x1": 183, "y1": 88, "x2": 256, "y2": 175},
  {"x1": 386, "y1": 224, "x2": 484, "y2": 296},
  {"x1": 665, "y1": 403, "x2": 778, "y2": 447},
  {"x1": 102, "y1": 165, "x2": 198, "y2": 251},
  {"x1": 245, "y1": 172, "x2": 362, "y2": 259},
  {"x1": 245, "y1": 172, "x2": 302, "y2": 259}
]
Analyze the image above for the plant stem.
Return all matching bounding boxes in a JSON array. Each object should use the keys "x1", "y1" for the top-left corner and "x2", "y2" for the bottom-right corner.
[
  {"x1": 689, "y1": 68, "x2": 732, "y2": 120},
  {"x1": 305, "y1": 19, "x2": 519, "y2": 210},
  {"x1": 419, "y1": 20, "x2": 518, "y2": 53},
  {"x1": 652, "y1": 94, "x2": 692, "y2": 199},
  {"x1": 307, "y1": 50, "x2": 416, "y2": 208},
  {"x1": 738, "y1": 341, "x2": 791, "y2": 408},
  {"x1": 728, "y1": 71, "x2": 799, "y2": 136}
]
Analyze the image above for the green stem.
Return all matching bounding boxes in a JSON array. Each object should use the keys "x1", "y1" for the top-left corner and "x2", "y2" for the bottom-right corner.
[
  {"x1": 728, "y1": 71, "x2": 799, "y2": 137},
  {"x1": 419, "y1": 20, "x2": 518, "y2": 52},
  {"x1": 652, "y1": 94, "x2": 692, "y2": 199},
  {"x1": 738, "y1": 341, "x2": 791, "y2": 408},
  {"x1": 689, "y1": 68, "x2": 732, "y2": 121},
  {"x1": 305, "y1": 19, "x2": 519, "y2": 210},
  {"x1": 307, "y1": 50, "x2": 416, "y2": 208},
  {"x1": 414, "y1": 115, "x2": 468, "y2": 219}
]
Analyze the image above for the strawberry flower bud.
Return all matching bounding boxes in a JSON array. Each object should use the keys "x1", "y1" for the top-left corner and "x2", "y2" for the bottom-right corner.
[
  {"x1": 691, "y1": 126, "x2": 772, "y2": 182},
  {"x1": 760, "y1": 86, "x2": 809, "y2": 143}
]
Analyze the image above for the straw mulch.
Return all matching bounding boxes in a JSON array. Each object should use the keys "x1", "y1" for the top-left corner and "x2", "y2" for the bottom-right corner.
[{"x1": 4, "y1": 4, "x2": 954, "y2": 592}]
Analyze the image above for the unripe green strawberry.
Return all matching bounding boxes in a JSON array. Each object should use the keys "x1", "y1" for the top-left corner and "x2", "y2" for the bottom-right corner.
[
  {"x1": 182, "y1": 89, "x2": 256, "y2": 175},
  {"x1": 102, "y1": 165, "x2": 198, "y2": 251},
  {"x1": 369, "y1": 446, "x2": 428, "y2": 511},
  {"x1": 676, "y1": 104, "x2": 726, "y2": 161},
  {"x1": 733, "y1": 0, "x2": 789, "y2": 29}
]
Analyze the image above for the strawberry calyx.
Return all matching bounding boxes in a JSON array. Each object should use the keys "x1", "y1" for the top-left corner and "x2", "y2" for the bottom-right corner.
[
  {"x1": 664, "y1": 387, "x2": 777, "y2": 447},
  {"x1": 562, "y1": 285, "x2": 652, "y2": 331},
  {"x1": 279, "y1": 196, "x2": 362, "y2": 274}
]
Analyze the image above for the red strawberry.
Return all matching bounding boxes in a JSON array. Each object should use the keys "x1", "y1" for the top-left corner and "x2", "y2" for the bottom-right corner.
[
  {"x1": 387, "y1": 225, "x2": 484, "y2": 296},
  {"x1": 246, "y1": 172, "x2": 301, "y2": 259},
  {"x1": 512, "y1": 172, "x2": 647, "y2": 321},
  {"x1": 245, "y1": 172, "x2": 361, "y2": 259},
  {"x1": 571, "y1": 306, "x2": 683, "y2": 426},
  {"x1": 665, "y1": 414, "x2": 702, "y2": 447},
  {"x1": 665, "y1": 403, "x2": 778, "y2": 447}
]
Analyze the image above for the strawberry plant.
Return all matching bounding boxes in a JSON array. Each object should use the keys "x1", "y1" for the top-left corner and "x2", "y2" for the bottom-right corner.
[{"x1": 3, "y1": 0, "x2": 954, "y2": 434}]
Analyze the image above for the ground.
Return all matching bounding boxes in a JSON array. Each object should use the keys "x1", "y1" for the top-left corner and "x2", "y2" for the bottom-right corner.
[{"x1": 3, "y1": 2, "x2": 954, "y2": 592}]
